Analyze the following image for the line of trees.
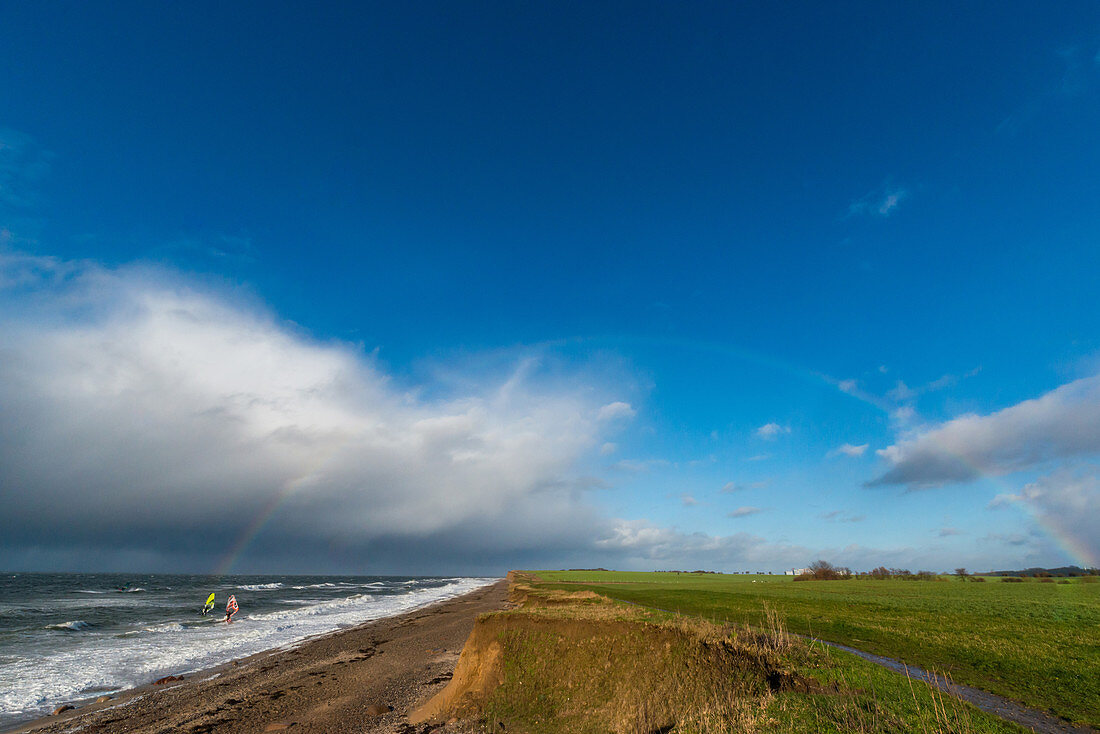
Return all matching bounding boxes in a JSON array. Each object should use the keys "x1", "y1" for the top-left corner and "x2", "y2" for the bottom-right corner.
[
  {"x1": 790, "y1": 561, "x2": 1100, "y2": 582},
  {"x1": 794, "y1": 560, "x2": 939, "y2": 581}
]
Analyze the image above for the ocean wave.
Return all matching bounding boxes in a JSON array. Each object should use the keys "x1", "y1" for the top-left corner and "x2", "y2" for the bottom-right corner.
[
  {"x1": 239, "y1": 583, "x2": 283, "y2": 591},
  {"x1": 123, "y1": 587, "x2": 145, "y2": 593},
  {"x1": 75, "y1": 590, "x2": 108, "y2": 594},
  {"x1": 47, "y1": 620, "x2": 93, "y2": 632},
  {"x1": 1, "y1": 577, "x2": 501, "y2": 728}
]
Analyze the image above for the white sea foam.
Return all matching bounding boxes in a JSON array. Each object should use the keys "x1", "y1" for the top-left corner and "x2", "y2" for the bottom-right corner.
[
  {"x1": 0, "y1": 577, "x2": 498, "y2": 724},
  {"x1": 46, "y1": 620, "x2": 93, "y2": 632},
  {"x1": 239, "y1": 583, "x2": 283, "y2": 591}
]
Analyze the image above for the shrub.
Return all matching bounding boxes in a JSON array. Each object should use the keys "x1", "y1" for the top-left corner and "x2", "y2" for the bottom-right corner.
[
  {"x1": 808, "y1": 560, "x2": 851, "y2": 580},
  {"x1": 796, "y1": 561, "x2": 852, "y2": 581},
  {"x1": 1001, "y1": 576, "x2": 1024, "y2": 583}
]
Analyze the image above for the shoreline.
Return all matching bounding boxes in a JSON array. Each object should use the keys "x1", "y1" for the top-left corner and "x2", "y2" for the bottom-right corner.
[{"x1": 8, "y1": 579, "x2": 509, "y2": 734}]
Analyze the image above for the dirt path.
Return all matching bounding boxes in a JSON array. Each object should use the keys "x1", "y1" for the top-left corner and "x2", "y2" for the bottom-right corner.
[{"x1": 807, "y1": 638, "x2": 1096, "y2": 734}]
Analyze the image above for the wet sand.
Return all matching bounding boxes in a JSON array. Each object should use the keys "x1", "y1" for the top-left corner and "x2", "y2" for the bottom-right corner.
[{"x1": 12, "y1": 580, "x2": 508, "y2": 734}]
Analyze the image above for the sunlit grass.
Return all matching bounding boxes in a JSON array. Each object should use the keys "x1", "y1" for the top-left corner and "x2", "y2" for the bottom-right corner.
[
  {"x1": 534, "y1": 569, "x2": 1100, "y2": 727},
  {"x1": 470, "y1": 576, "x2": 1027, "y2": 733}
]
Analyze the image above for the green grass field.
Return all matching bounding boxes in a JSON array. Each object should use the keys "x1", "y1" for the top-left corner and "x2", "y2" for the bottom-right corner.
[
  {"x1": 469, "y1": 575, "x2": 1030, "y2": 733},
  {"x1": 534, "y1": 570, "x2": 1100, "y2": 728}
]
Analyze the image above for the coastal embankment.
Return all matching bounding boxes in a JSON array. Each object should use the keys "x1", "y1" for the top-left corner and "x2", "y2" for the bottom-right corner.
[
  {"x1": 10, "y1": 580, "x2": 508, "y2": 734},
  {"x1": 413, "y1": 572, "x2": 1068, "y2": 733}
]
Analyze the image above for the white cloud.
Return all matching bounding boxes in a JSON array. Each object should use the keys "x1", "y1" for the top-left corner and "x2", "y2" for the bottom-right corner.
[
  {"x1": 888, "y1": 380, "x2": 916, "y2": 402},
  {"x1": 599, "y1": 442, "x2": 617, "y2": 456},
  {"x1": 887, "y1": 370, "x2": 975, "y2": 403},
  {"x1": 587, "y1": 519, "x2": 1059, "y2": 573},
  {"x1": 820, "y1": 510, "x2": 865, "y2": 523},
  {"x1": 755, "y1": 422, "x2": 789, "y2": 440},
  {"x1": 847, "y1": 184, "x2": 909, "y2": 218},
  {"x1": 593, "y1": 520, "x2": 806, "y2": 568},
  {"x1": 597, "y1": 401, "x2": 636, "y2": 421},
  {"x1": 728, "y1": 506, "x2": 763, "y2": 518},
  {"x1": 829, "y1": 443, "x2": 868, "y2": 458},
  {"x1": 612, "y1": 458, "x2": 670, "y2": 473},
  {"x1": 838, "y1": 379, "x2": 858, "y2": 394},
  {"x1": 890, "y1": 405, "x2": 916, "y2": 426},
  {"x1": 877, "y1": 190, "x2": 905, "y2": 215},
  {"x1": 721, "y1": 480, "x2": 768, "y2": 493},
  {"x1": 869, "y1": 373, "x2": 1100, "y2": 487},
  {"x1": 0, "y1": 255, "x2": 631, "y2": 572},
  {"x1": 746, "y1": 453, "x2": 771, "y2": 462},
  {"x1": 680, "y1": 494, "x2": 699, "y2": 507},
  {"x1": 937, "y1": 527, "x2": 964, "y2": 537},
  {"x1": 983, "y1": 468, "x2": 1099, "y2": 567},
  {"x1": 981, "y1": 532, "x2": 1033, "y2": 548}
]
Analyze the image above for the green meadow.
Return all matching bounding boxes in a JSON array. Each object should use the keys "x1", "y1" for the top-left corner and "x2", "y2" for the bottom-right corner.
[{"x1": 536, "y1": 570, "x2": 1100, "y2": 728}]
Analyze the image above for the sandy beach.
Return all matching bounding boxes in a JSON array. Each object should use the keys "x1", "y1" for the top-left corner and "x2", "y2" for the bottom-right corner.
[{"x1": 11, "y1": 580, "x2": 508, "y2": 734}]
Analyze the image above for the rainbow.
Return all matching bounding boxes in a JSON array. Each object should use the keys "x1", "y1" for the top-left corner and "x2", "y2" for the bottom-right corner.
[
  {"x1": 211, "y1": 442, "x2": 350, "y2": 575},
  {"x1": 984, "y1": 491, "x2": 1098, "y2": 570}
]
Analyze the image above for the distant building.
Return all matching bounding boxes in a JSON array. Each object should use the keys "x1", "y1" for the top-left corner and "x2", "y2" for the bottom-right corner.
[{"x1": 785, "y1": 567, "x2": 811, "y2": 576}]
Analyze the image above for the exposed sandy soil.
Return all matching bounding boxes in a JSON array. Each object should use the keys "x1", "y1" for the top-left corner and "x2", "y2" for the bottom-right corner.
[{"x1": 11, "y1": 580, "x2": 508, "y2": 734}]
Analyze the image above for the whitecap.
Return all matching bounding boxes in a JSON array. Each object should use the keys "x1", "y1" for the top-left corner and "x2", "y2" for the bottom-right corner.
[
  {"x1": 2, "y1": 577, "x2": 500, "y2": 727},
  {"x1": 47, "y1": 620, "x2": 93, "y2": 632}
]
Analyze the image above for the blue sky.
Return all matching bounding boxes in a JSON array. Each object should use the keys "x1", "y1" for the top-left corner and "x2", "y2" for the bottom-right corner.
[{"x1": 1, "y1": 2, "x2": 1098, "y2": 574}]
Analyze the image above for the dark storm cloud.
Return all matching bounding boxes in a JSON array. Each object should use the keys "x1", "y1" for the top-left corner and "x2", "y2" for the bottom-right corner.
[{"x1": 0, "y1": 254, "x2": 636, "y2": 573}]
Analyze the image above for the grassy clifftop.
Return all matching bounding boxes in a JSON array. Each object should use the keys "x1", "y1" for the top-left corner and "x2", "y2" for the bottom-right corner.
[
  {"x1": 413, "y1": 572, "x2": 1027, "y2": 733},
  {"x1": 536, "y1": 569, "x2": 1100, "y2": 727}
]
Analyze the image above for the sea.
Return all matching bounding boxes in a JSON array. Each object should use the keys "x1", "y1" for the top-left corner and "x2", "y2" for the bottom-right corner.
[{"x1": 0, "y1": 572, "x2": 498, "y2": 729}]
